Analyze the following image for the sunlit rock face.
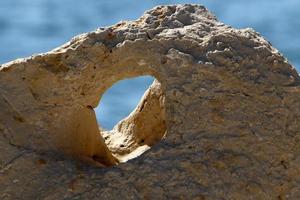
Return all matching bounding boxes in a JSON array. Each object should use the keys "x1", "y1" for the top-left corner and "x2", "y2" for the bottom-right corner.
[{"x1": 0, "y1": 4, "x2": 300, "y2": 199}]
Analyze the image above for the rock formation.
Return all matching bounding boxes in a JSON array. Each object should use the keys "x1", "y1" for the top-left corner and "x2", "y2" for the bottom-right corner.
[{"x1": 0, "y1": 4, "x2": 300, "y2": 199}]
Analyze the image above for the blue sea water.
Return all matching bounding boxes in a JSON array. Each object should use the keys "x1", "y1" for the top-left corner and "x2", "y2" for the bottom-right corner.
[{"x1": 0, "y1": 0, "x2": 299, "y2": 129}]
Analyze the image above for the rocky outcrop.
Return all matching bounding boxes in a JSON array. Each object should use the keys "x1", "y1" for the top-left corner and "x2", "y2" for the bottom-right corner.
[{"x1": 0, "y1": 4, "x2": 300, "y2": 199}]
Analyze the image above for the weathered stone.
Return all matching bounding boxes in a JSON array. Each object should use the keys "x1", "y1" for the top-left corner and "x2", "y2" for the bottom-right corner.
[{"x1": 0, "y1": 4, "x2": 300, "y2": 199}]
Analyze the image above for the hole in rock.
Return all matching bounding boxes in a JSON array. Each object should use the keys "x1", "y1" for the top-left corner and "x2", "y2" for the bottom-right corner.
[
  {"x1": 96, "y1": 76, "x2": 154, "y2": 130},
  {"x1": 94, "y1": 75, "x2": 167, "y2": 164}
]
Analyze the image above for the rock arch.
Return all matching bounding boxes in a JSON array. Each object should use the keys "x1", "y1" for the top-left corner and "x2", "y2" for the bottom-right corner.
[{"x1": 1, "y1": 4, "x2": 300, "y2": 199}]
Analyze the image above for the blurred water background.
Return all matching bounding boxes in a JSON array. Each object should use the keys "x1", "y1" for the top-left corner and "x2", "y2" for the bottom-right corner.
[{"x1": 0, "y1": 0, "x2": 299, "y2": 129}]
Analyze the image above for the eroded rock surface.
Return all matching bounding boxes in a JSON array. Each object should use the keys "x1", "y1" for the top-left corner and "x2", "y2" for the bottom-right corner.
[{"x1": 0, "y1": 4, "x2": 300, "y2": 199}]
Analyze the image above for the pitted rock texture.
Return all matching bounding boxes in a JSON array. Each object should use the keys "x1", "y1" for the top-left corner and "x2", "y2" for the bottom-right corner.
[{"x1": 1, "y1": 4, "x2": 300, "y2": 200}]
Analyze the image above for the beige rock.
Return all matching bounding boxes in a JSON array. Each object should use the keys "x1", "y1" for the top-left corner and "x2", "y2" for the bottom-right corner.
[{"x1": 0, "y1": 4, "x2": 300, "y2": 199}]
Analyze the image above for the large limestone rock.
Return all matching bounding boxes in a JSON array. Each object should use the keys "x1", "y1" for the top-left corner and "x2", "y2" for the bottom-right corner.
[{"x1": 1, "y1": 4, "x2": 300, "y2": 199}]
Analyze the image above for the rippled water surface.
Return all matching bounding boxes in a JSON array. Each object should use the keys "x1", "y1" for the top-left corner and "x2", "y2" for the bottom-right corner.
[{"x1": 1, "y1": 0, "x2": 299, "y2": 128}]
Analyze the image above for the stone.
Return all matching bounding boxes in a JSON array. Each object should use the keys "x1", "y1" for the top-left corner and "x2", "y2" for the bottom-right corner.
[{"x1": 0, "y1": 4, "x2": 300, "y2": 199}]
